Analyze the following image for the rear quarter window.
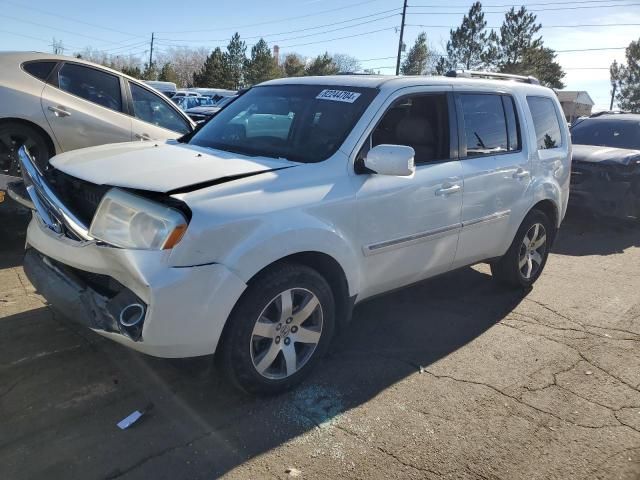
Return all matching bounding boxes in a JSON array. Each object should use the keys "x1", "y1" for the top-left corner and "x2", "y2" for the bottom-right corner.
[
  {"x1": 23, "y1": 61, "x2": 57, "y2": 82},
  {"x1": 527, "y1": 96, "x2": 563, "y2": 150}
]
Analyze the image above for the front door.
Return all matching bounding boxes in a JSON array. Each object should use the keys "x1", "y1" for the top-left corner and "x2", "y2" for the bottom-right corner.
[
  {"x1": 452, "y1": 90, "x2": 532, "y2": 267},
  {"x1": 41, "y1": 62, "x2": 132, "y2": 151},
  {"x1": 354, "y1": 88, "x2": 464, "y2": 299}
]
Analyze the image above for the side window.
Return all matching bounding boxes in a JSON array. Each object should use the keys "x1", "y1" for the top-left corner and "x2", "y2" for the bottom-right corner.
[
  {"x1": 502, "y1": 96, "x2": 521, "y2": 151},
  {"x1": 527, "y1": 96, "x2": 563, "y2": 150},
  {"x1": 23, "y1": 61, "x2": 57, "y2": 82},
  {"x1": 58, "y1": 63, "x2": 122, "y2": 112},
  {"x1": 460, "y1": 94, "x2": 509, "y2": 157},
  {"x1": 371, "y1": 93, "x2": 450, "y2": 164},
  {"x1": 129, "y1": 82, "x2": 191, "y2": 134}
]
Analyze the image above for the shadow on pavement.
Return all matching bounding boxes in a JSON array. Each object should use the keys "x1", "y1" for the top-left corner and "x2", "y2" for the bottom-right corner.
[
  {"x1": 0, "y1": 200, "x2": 29, "y2": 269},
  {"x1": 552, "y1": 208, "x2": 640, "y2": 257},
  {"x1": 0, "y1": 266, "x2": 526, "y2": 479}
]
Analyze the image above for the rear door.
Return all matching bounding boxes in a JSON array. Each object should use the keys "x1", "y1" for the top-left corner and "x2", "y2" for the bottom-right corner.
[
  {"x1": 452, "y1": 90, "x2": 532, "y2": 267},
  {"x1": 41, "y1": 62, "x2": 132, "y2": 151},
  {"x1": 127, "y1": 81, "x2": 193, "y2": 141}
]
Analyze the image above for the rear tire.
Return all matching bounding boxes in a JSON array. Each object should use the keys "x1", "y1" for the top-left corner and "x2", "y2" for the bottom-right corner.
[
  {"x1": 491, "y1": 209, "x2": 553, "y2": 288},
  {"x1": 218, "y1": 263, "x2": 335, "y2": 395}
]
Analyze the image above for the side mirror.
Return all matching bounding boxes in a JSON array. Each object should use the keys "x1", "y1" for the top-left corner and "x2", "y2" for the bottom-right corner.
[{"x1": 364, "y1": 144, "x2": 415, "y2": 177}]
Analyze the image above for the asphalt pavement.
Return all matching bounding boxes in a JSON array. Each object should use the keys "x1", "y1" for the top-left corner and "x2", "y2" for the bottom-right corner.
[{"x1": 1, "y1": 204, "x2": 639, "y2": 480}]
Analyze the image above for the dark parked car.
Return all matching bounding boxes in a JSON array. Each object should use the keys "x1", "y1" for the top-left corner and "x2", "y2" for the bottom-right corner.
[
  {"x1": 184, "y1": 95, "x2": 238, "y2": 122},
  {"x1": 569, "y1": 112, "x2": 640, "y2": 220}
]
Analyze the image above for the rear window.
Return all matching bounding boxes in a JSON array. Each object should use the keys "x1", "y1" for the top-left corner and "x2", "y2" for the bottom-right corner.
[
  {"x1": 23, "y1": 61, "x2": 57, "y2": 82},
  {"x1": 571, "y1": 118, "x2": 640, "y2": 150},
  {"x1": 527, "y1": 96, "x2": 563, "y2": 150}
]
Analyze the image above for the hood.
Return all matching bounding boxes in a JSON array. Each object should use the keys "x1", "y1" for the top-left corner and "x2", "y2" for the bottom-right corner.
[
  {"x1": 50, "y1": 141, "x2": 294, "y2": 193},
  {"x1": 572, "y1": 144, "x2": 640, "y2": 166},
  {"x1": 186, "y1": 106, "x2": 221, "y2": 114}
]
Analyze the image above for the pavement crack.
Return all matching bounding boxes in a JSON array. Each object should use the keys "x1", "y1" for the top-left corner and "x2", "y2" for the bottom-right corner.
[{"x1": 0, "y1": 377, "x2": 24, "y2": 399}]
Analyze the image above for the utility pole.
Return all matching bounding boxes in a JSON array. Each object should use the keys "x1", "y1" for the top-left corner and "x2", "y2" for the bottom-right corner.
[
  {"x1": 395, "y1": 0, "x2": 408, "y2": 75},
  {"x1": 148, "y1": 32, "x2": 155, "y2": 70},
  {"x1": 610, "y1": 82, "x2": 617, "y2": 110}
]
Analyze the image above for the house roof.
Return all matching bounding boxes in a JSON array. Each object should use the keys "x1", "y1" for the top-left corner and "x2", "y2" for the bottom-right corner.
[{"x1": 556, "y1": 90, "x2": 595, "y2": 106}]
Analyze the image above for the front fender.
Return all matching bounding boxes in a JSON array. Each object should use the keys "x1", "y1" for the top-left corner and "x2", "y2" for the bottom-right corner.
[{"x1": 170, "y1": 210, "x2": 362, "y2": 297}]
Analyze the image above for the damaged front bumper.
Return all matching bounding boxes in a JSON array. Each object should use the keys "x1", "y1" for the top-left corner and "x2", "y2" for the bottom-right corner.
[
  {"x1": 569, "y1": 162, "x2": 640, "y2": 219},
  {"x1": 25, "y1": 214, "x2": 247, "y2": 358},
  {"x1": 17, "y1": 146, "x2": 247, "y2": 358}
]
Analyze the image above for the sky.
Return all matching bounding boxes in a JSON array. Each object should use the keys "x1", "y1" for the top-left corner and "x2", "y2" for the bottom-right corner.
[{"x1": 1, "y1": 0, "x2": 638, "y2": 110}]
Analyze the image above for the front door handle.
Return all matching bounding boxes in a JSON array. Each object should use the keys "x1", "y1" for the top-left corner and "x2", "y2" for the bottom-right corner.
[
  {"x1": 513, "y1": 168, "x2": 530, "y2": 179},
  {"x1": 48, "y1": 105, "x2": 71, "y2": 117},
  {"x1": 435, "y1": 183, "x2": 463, "y2": 196},
  {"x1": 135, "y1": 133, "x2": 152, "y2": 141}
]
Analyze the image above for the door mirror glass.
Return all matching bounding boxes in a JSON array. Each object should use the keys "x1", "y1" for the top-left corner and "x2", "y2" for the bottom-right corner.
[{"x1": 364, "y1": 144, "x2": 415, "y2": 176}]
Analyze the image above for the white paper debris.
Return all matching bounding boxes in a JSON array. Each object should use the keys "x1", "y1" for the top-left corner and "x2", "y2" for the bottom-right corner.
[
  {"x1": 315, "y1": 89, "x2": 361, "y2": 103},
  {"x1": 117, "y1": 410, "x2": 143, "y2": 430}
]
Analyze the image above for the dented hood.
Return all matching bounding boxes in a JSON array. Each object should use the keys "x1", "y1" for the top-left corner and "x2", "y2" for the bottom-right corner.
[
  {"x1": 572, "y1": 144, "x2": 640, "y2": 166},
  {"x1": 50, "y1": 141, "x2": 293, "y2": 193}
]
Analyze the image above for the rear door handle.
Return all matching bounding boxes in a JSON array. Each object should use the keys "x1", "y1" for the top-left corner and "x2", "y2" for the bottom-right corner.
[
  {"x1": 513, "y1": 168, "x2": 530, "y2": 179},
  {"x1": 48, "y1": 105, "x2": 71, "y2": 117},
  {"x1": 135, "y1": 133, "x2": 152, "y2": 141},
  {"x1": 435, "y1": 183, "x2": 462, "y2": 196}
]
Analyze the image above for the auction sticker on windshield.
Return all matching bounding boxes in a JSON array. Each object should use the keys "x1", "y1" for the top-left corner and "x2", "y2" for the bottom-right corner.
[{"x1": 316, "y1": 89, "x2": 361, "y2": 103}]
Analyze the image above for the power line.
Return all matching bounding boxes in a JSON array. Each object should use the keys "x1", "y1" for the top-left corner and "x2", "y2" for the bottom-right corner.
[
  {"x1": 556, "y1": 46, "x2": 626, "y2": 52},
  {"x1": 156, "y1": 0, "x2": 387, "y2": 34},
  {"x1": 157, "y1": 9, "x2": 401, "y2": 43},
  {"x1": 0, "y1": 14, "x2": 128, "y2": 46},
  {"x1": 279, "y1": 26, "x2": 399, "y2": 49},
  {"x1": 408, "y1": 0, "x2": 637, "y2": 7},
  {"x1": 407, "y1": 2, "x2": 640, "y2": 14},
  {"x1": 0, "y1": 0, "x2": 144, "y2": 39},
  {"x1": 405, "y1": 22, "x2": 640, "y2": 28}
]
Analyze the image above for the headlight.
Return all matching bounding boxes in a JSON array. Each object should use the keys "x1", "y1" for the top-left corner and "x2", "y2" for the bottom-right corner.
[{"x1": 89, "y1": 189, "x2": 188, "y2": 250}]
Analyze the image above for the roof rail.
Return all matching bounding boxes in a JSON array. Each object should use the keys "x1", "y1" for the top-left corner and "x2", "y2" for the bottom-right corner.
[{"x1": 445, "y1": 70, "x2": 540, "y2": 85}]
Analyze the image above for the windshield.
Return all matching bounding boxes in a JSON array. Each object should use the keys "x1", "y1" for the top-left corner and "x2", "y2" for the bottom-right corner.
[
  {"x1": 189, "y1": 84, "x2": 377, "y2": 163},
  {"x1": 175, "y1": 96, "x2": 216, "y2": 110},
  {"x1": 571, "y1": 118, "x2": 640, "y2": 150}
]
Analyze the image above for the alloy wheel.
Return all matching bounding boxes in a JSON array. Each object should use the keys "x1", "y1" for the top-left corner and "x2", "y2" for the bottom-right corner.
[
  {"x1": 518, "y1": 223, "x2": 547, "y2": 280},
  {"x1": 250, "y1": 288, "x2": 323, "y2": 380}
]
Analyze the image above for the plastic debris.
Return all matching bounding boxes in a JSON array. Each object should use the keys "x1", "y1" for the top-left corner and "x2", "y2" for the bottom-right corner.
[
  {"x1": 585, "y1": 370, "x2": 593, "y2": 375},
  {"x1": 117, "y1": 403, "x2": 154, "y2": 430}
]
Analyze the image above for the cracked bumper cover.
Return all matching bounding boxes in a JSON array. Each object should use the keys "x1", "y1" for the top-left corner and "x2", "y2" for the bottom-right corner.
[{"x1": 25, "y1": 217, "x2": 247, "y2": 358}]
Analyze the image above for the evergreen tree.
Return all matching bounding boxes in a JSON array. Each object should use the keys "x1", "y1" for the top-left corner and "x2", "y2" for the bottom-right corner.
[
  {"x1": 244, "y1": 39, "x2": 280, "y2": 85},
  {"x1": 142, "y1": 62, "x2": 158, "y2": 81},
  {"x1": 494, "y1": 7, "x2": 542, "y2": 70},
  {"x1": 193, "y1": 48, "x2": 229, "y2": 88},
  {"x1": 225, "y1": 33, "x2": 247, "y2": 89},
  {"x1": 518, "y1": 47, "x2": 565, "y2": 89},
  {"x1": 120, "y1": 65, "x2": 142, "y2": 79},
  {"x1": 611, "y1": 38, "x2": 640, "y2": 112},
  {"x1": 305, "y1": 52, "x2": 339, "y2": 76},
  {"x1": 444, "y1": 2, "x2": 492, "y2": 70},
  {"x1": 282, "y1": 53, "x2": 306, "y2": 77},
  {"x1": 401, "y1": 32, "x2": 435, "y2": 75},
  {"x1": 158, "y1": 63, "x2": 179, "y2": 84}
]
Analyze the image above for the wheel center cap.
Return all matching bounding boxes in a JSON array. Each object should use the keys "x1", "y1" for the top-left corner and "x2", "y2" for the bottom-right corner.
[{"x1": 281, "y1": 325, "x2": 290, "y2": 337}]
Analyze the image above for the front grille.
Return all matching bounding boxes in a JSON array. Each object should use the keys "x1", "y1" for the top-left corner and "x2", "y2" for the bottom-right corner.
[{"x1": 45, "y1": 169, "x2": 111, "y2": 226}]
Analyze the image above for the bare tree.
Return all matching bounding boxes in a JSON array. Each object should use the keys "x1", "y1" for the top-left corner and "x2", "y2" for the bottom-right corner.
[
  {"x1": 156, "y1": 47, "x2": 209, "y2": 88},
  {"x1": 331, "y1": 53, "x2": 361, "y2": 73}
]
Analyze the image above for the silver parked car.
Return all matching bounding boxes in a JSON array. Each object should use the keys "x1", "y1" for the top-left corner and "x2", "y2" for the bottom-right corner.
[{"x1": 0, "y1": 52, "x2": 195, "y2": 188}]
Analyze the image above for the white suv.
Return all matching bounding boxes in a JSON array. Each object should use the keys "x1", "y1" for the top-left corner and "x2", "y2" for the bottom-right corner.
[{"x1": 17, "y1": 73, "x2": 571, "y2": 393}]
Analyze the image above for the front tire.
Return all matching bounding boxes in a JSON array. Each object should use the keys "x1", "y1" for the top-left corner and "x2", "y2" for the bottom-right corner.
[
  {"x1": 491, "y1": 209, "x2": 553, "y2": 288},
  {"x1": 218, "y1": 263, "x2": 335, "y2": 394}
]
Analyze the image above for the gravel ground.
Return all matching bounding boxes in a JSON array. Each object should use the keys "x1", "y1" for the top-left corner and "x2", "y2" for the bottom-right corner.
[{"x1": 1, "y1": 205, "x2": 639, "y2": 480}]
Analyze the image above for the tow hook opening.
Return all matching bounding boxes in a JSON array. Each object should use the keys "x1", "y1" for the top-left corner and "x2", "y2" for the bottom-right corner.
[{"x1": 120, "y1": 304, "x2": 145, "y2": 327}]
